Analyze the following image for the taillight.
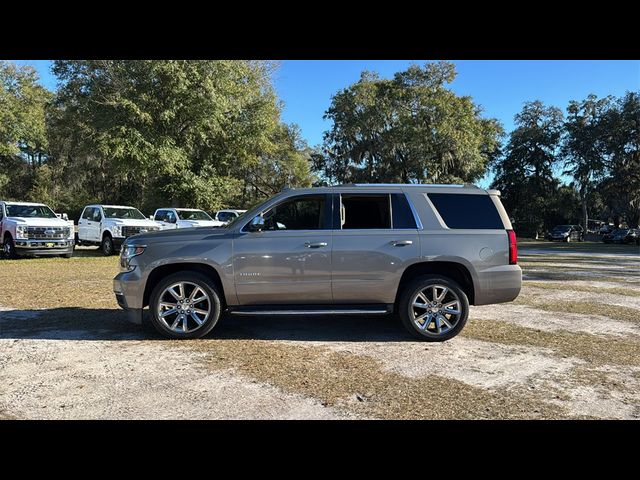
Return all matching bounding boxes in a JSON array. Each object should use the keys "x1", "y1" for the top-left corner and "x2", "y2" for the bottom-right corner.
[{"x1": 507, "y1": 230, "x2": 517, "y2": 265}]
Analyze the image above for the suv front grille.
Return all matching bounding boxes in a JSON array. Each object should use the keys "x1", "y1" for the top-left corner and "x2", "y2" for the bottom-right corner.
[
  {"x1": 122, "y1": 226, "x2": 159, "y2": 237},
  {"x1": 27, "y1": 226, "x2": 70, "y2": 240}
]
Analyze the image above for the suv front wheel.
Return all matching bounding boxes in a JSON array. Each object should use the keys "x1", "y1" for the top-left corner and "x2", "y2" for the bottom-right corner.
[
  {"x1": 398, "y1": 275, "x2": 469, "y2": 341},
  {"x1": 149, "y1": 271, "x2": 222, "y2": 339}
]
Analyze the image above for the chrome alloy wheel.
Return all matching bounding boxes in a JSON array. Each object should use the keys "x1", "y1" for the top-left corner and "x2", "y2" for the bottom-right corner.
[
  {"x1": 156, "y1": 281, "x2": 211, "y2": 334},
  {"x1": 410, "y1": 284, "x2": 462, "y2": 335}
]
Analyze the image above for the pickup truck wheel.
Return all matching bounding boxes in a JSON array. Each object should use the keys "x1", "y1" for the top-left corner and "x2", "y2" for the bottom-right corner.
[
  {"x1": 149, "y1": 272, "x2": 222, "y2": 339},
  {"x1": 101, "y1": 234, "x2": 115, "y2": 256},
  {"x1": 2, "y1": 235, "x2": 18, "y2": 260},
  {"x1": 398, "y1": 275, "x2": 469, "y2": 341}
]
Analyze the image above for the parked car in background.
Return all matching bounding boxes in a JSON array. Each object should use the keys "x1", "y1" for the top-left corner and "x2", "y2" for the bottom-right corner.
[
  {"x1": 0, "y1": 201, "x2": 74, "y2": 258},
  {"x1": 546, "y1": 224, "x2": 584, "y2": 242},
  {"x1": 154, "y1": 208, "x2": 224, "y2": 230},
  {"x1": 114, "y1": 184, "x2": 522, "y2": 341},
  {"x1": 599, "y1": 224, "x2": 615, "y2": 235},
  {"x1": 77, "y1": 204, "x2": 162, "y2": 256},
  {"x1": 602, "y1": 228, "x2": 625, "y2": 243},
  {"x1": 213, "y1": 209, "x2": 247, "y2": 225},
  {"x1": 610, "y1": 228, "x2": 639, "y2": 245}
]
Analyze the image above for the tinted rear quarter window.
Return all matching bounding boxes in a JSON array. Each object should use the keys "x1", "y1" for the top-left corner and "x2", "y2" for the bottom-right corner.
[
  {"x1": 391, "y1": 193, "x2": 417, "y2": 229},
  {"x1": 427, "y1": 193, "x2": 504, "y2": 229}
]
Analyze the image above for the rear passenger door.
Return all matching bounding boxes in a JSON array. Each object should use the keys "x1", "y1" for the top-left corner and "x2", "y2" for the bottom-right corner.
[{"x1": 331, "y1": 192, "x2": 420, "y2": 304}]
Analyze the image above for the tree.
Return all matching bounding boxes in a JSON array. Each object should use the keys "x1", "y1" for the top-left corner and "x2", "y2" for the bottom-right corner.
[
  {"x1": 491, "y1": 101, "x2": 564, "y2": 235},
  {"x1": 562, "y1": 94, "x2": 612, "y2": 231},
  {"x1": 0, "y1": 61, "x2": 52, "y2": 200},
  {"x1": 598, "y1": 91, "x2": 640, "y2": 227},
  {"x1": 316, "y1": 62, "x2": 503, "y2": 185},
  {"x1": 47, "y1": 60, "x2": 311, "y2": 215}
]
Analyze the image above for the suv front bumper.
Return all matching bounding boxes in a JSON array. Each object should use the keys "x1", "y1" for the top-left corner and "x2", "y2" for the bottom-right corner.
[{"x1": 113, "y1": 269, "x2": 145, "y2": 324}]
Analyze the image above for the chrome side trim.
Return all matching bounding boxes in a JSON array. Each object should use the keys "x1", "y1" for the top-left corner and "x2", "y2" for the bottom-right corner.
[
  {"x1": 404, "y1": 193, "x2": 424, "y2": 230},
  {"x1": 230, "y1": 309, "x2": 388, "y2": 316}
]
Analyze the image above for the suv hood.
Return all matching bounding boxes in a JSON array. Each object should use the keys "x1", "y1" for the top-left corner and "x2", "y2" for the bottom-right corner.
[
  {"x1": 8, "y1": 217, "x2": 71, "y2": 227},
  {"x1": 127, "y1": 226, "x2": 231, "y2": 244}
]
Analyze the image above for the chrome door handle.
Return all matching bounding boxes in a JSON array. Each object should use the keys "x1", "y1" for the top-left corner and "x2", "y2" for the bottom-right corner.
[
  {"x1": 391, "y1": 240, "x2": 413, "y2": 246},
  {"x1": 305, "y1": 242, "x2": 328, "y2": 248}
]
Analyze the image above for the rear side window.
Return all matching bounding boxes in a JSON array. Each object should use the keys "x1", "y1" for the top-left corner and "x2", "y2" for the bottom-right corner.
[
  {"x1": 391, "y1": 194, "x2": 417, "y2": 229},
  {"x1": 341, "y1": 194, "x2": 391, "y2": 229},
  {"x1": 427, "y1": 193, "x2": 504, "y2": 229}
]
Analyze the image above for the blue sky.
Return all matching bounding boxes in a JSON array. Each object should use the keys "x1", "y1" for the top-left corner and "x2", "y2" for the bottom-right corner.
[{"x1": 12, "y1": 59, "x2": 640, "y2": 187}]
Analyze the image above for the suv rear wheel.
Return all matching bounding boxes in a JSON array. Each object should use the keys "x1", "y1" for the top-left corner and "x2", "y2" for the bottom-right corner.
[
  {"x1": 398, "y1": 275, "x2": 469, "y2": 341},
  {"x1": 149, "y1": 271, "x2": 222, "y2": 339}
]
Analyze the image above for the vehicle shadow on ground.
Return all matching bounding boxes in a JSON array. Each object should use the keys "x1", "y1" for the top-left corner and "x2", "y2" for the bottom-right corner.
[{"x1": 0, "y1": 307, "x2": 414, "y2": 342}]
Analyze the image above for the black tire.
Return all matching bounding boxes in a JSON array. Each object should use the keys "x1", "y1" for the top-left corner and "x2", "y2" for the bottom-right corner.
[
  {"x1": 2, "y1": 235, "x2": 18, "y2": 259},
  {"x1": 149, "y1": 271, "x2": 222, "y2": 339},
  {"x1": 101, "y1": 234, "x2": 115, "y2": 256},
  {"x1": 398, "y1": 275, "x2": 469, "y2": 342}
]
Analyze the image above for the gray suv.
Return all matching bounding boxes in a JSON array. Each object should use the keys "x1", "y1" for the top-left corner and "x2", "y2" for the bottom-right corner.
[{"x1": 113, "y1": 184, "x2": 521, "y2": 341}]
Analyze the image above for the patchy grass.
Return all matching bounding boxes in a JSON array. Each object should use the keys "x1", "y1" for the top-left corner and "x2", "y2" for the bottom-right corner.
[
  {"x1": 0, "y1": 255, "x2": 119, "y2": 310},
  {"x1": 524, "y1": 281, "x2": 640, "y2": 297},
  {"x1": 462, "y1": 319, "x2": 640, "y2": 367},
  {"x1": 187, "y1": 339, "x2": 568, "y2": 419},
  {"x1": 514, "y1": 296, "x2": 640, "y2": 324}
]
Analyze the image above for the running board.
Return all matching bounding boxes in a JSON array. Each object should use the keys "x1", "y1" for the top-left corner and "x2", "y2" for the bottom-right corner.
[{"x1": 228, "y1": 304, "x2": 392, "y2": 316}]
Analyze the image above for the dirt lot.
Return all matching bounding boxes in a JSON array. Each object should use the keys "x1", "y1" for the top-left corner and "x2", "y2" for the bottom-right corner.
[{"x1": 1, "y1": 240, "x2": 639, "y2": 419}]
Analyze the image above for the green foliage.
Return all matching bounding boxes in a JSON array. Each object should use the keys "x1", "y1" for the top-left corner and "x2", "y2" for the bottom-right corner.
[
  {"x1": 43, "y1": 60, "x2": 312, "y2": 217},
  {"x1": 597, "y1": 92, "x2": 640, "y2": 227},
  {"x1": 562, "y1": 94, "x2": 613, "y2": 229},
  {"x1": 491, "y1": 101, "x2": 565, "y2": 234},
  {"x1": 316, "y1": 62, "x2": 503, "y2": 184}
]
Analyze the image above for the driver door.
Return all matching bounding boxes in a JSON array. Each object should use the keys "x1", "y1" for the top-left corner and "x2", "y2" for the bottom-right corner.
[{"x1": 232, "y1": 194, "x2": 333, "y2": 305}]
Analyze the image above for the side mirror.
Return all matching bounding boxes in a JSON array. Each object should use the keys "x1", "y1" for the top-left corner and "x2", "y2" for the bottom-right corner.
[
  {"x1": 149, "y1": 216, "x2": 154, "y2": 221},
  {"x1": 169, "y1": 216, "x2": 177, "y2": 224},
  {"x1": 247, "y1": 215, "x2": 265, "y2": 232}
]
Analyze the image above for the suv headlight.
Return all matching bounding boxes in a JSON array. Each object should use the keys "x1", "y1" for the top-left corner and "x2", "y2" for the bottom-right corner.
[
  {"x1": 120, "y1": 244, "x2": 146, "y2": 272},
  {"x1": 16, "y1": 225, "x2": 28, "y2": 239},
  {"x1": 112, "y1": 225, "x2": 123, "y2": 237}
]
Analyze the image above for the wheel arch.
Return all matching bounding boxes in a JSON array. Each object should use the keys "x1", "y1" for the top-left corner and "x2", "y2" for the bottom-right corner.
[
  {"x1": 143, "y1": 262, "x2": 226, "y2": 309},
  {"x1": 395, "y1": 261, "x2": 476, "y2": 309}
]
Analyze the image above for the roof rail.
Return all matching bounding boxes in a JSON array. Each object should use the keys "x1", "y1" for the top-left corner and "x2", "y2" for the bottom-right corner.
[{"x1": 335, "y1": 183, "x2": 480, "y2": 188}]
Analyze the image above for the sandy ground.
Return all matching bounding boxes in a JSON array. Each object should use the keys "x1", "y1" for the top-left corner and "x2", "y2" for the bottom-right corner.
[{"x1": 1, "y1": 243, "x2": 639, "y2": 419}]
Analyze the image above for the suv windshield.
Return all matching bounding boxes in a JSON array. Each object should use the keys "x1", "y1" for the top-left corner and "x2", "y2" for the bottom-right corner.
[
  {"x1": 6, "y1": 204, "x2": 57, "y2": 218},
  {"x1": 103, "y1": 207, "x2": 147, "y2": 220},
  {"x1": 553, "y1": 225, "x2": 572, "y2": 231},
  {"x1": 176, "y1": 209, "x2": 212, "y2": 221}
]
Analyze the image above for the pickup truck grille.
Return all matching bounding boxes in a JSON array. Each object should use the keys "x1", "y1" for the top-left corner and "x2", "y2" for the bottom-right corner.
[
  {"x1": 122, "y1": 226, "x2": 159, "y2": 237},
  {"x1": 27, "y1": 226, "x2": 71, "y2": 240}
]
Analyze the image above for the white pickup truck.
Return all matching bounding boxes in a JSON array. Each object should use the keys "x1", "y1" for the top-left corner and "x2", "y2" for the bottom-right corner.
[
  {"x1": 213, "y1": 209, "x2": 247, "y2": 225},
  {"x1": 153, "y1": 208, "x2": 224, "y2": 230},
  {"x1": 77, "y1": 204, "x2": 162, "y2": 255},
  {"x1": 0, "y1": 201, "x2": 75, "y2": 258}
]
